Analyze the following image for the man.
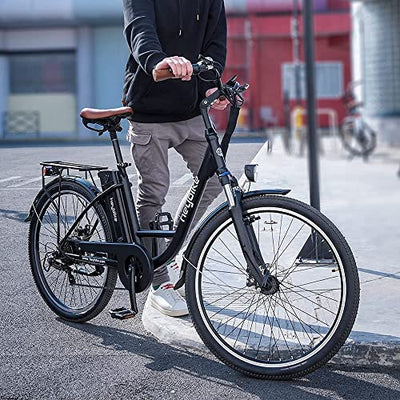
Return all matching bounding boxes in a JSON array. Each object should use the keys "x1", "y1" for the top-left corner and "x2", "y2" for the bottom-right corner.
[{"x1": 122, "y1": 0, "x2": 229, "y2": 316}]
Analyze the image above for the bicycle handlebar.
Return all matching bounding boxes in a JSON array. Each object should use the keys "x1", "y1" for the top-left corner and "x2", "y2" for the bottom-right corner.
[
  {"x1": 153, "y1": 57, "x2": 249, "y2": 108},
  {"x1": 152, "y1": 62, "x2": 210, "y2": 82}
]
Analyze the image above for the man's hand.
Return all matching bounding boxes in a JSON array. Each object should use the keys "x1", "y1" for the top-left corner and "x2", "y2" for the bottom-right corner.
[
  {"x1": 153, "y1": 56, "x2": 193, "y2": 81},
  {"x1": 205, "y1": 88, "x2": 230, "y2": 110}
]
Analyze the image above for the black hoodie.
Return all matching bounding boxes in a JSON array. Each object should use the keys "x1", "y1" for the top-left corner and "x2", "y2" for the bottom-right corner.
[{"x1": 122, "y1": 0, "x2": 227, "y2": 123}]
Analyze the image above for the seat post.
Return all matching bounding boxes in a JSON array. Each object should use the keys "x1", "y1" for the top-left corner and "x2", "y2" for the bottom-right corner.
[
  {"x1": 108, "y1": 126, "x2": 142, "y2": 245},
  {"x1": 109, "y1": 129, "x2": 125, "y2": 165}
]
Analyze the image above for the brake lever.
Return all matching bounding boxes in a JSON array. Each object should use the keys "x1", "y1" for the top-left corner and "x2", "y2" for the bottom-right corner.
[
  {"x1": 238, "y1": 83, "x2": 250, "y2": 93},
  {"x1": 201, "y1": 88, "x2": 225, "y2": 109}
]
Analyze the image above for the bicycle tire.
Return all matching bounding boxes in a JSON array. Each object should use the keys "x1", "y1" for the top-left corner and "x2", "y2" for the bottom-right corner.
[
  {"x1": 28, "y1": 179, "x2": 117, "y2": 322},
  {"x1": 185, "y1": 194, "x2": 359, "y2": 379},
  {"x1": 340, "y1": 119, "x2": 377, "y2": 158}
]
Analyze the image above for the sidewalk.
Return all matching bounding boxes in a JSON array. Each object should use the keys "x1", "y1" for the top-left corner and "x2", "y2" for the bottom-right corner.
[{"x1": 142, "y1": 136, "x2": 400, "y2": 368}]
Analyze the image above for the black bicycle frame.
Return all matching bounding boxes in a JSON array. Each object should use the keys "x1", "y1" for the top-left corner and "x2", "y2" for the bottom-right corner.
[
  {"x1": 62, "y1": 109, "x2": 229, "y2": 266},
  {"x1": 61, "y1": 88, "x2": 268, "y2": 289}
]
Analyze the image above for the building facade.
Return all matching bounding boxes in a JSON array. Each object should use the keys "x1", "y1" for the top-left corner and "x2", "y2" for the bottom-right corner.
[
  {"x1": 0, "y1": 0, "x2": 351, "y2": 140},
  {"x1": 0, "y1": 0, "x2": 127, "y2": 140},
  {"x1": 352, "y1": 0, "x2": 400, "y2": 145}
]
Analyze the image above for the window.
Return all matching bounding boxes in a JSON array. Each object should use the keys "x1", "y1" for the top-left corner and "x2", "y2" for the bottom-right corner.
[
  {"x1": 9, "y1": 52, "x2": 76, "y2": 94},
  {"x1": 282, "y1": 62, "x2": 343, "y2": 99}
]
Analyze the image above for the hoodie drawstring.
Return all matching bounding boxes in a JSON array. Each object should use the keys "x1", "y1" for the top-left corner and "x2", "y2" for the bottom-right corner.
[
  {"x1": 178, "y1": 0, "x2": 200, "y2": 36},
  {"x1": 178, "y1": 0, "x2": 183, "y2": 36}
]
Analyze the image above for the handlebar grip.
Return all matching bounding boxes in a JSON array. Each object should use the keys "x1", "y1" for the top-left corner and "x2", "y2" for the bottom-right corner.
[
  {"x1": 153, "y1": 63, "x2": 203, "y2": 82},
  {"x1": 153, "y1": 68, "x2": 176, "y2": 82}
]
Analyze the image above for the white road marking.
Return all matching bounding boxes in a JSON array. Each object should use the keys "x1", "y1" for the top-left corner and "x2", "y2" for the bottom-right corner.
[
  {"x1": 9, "y1": 177, "x2": 42, "y2": 188},
  {"x1": 0, "y1": 176, "x2": 21, "y2": 184},
  {"x1": 173, "y1": 173, "x2": 192, "y2": 186},
  {"x1": 0, "y1": 187, "x2": 40, "y2": 190}
]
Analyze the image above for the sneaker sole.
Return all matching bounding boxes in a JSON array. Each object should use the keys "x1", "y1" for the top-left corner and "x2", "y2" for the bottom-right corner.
[{"x1": 149, "y1": 297, "x2": 189, "y2": 317}]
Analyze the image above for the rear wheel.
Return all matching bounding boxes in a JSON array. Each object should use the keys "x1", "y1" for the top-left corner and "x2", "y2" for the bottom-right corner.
[
  {"x1": 185, "y1": 195, "x2": 359, "y2": 379},
  {"x1": 28, "y1": 180, "x2": 117, "y2": 322}
]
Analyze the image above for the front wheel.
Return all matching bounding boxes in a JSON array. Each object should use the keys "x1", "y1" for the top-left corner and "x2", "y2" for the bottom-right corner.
[{"x1": 185, "y1": 195, "x2": 359, "y2": 379}]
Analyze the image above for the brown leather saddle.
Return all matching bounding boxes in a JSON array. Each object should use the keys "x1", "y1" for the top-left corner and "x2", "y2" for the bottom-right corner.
[{"x1": 80, "y1": 107, "x2": 133, "y2": 134}]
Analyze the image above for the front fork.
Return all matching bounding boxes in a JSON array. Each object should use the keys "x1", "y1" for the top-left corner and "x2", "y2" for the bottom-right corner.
[
  {"x1": 225, "y1": 184, "x2": 270, "y2": 289},
  {"x1": 204, "y1": 128, "x2": 269, "y2": 290},
  {"x1": 201, "y1": 95, "x2": 271, "y2": 291}
]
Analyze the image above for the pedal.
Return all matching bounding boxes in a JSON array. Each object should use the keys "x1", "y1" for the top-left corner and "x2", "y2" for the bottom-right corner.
[
  {"x1": 154, "y1": 212, "x2": 174, "y2": 230},
  {"x1": 109, "y1": 307, "x2": 137, "y2": 320}
]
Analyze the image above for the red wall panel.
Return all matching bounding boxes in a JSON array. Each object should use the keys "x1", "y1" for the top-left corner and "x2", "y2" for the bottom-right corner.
[
  {"x1": 246, "y1": 0, "x2": 328, "y2": 13},
  {"x1": 327, "y1": 0, "x2": 350, "y2": 11},
  {"x1": 213, "y1": 12, "x2": 351, "y2": 131},
  {"x1": 226, "y1": 0, "x2": 349, "y2": 15}
]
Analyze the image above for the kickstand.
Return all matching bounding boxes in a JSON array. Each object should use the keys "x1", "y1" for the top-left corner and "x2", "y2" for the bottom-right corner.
[{"x1": 109, "y1": 264, "x2": 138, "y2": 320}]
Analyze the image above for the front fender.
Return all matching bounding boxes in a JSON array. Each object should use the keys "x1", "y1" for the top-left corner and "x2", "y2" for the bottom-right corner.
[
  {"x1": 24, "y1": 176, "x2": 100, "y2": 222},
  {"x1": 174, "y1": 188, "x2": 291, "y2": 289}
]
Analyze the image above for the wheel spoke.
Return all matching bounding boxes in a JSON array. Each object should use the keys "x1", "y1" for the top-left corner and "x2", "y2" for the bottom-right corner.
[
  {"x1": 207, "y1": 286, "x2": 253, "y2": 319},
  {"x1": 280, "y1": 281, "x2": 340, "y2": 303},
  {"x1": 217, "y1": 238, "x2": 247, "y2": 272}
]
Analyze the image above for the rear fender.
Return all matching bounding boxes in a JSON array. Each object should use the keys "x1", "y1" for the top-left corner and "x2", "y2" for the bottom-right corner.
[{"x1": 25, "y1": 176, "x2": 100, "y2": 222}]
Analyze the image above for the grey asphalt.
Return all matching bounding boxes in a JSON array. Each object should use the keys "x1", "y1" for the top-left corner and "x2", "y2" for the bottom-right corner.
[{"x1": 1, "y1": 138, "x2": 400, "y2": 399}]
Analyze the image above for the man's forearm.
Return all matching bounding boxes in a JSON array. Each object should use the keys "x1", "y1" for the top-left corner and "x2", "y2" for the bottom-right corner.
[{"x1": 123, "y1": 0, "x2": 166, "y2": 75}]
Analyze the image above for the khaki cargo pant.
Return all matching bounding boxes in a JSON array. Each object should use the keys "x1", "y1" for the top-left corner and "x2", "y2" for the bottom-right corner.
[{"x1": 127, "y1": 115, "x2": 222, "y2": 285}]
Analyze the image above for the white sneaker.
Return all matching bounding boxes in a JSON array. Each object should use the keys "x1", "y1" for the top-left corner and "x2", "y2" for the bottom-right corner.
[
  {"x1": 167, "y1": 260, "x2": 186, "y2": 297},
  {"x1": 149, "y1": 282, "x2": 188, "y2": 317}
]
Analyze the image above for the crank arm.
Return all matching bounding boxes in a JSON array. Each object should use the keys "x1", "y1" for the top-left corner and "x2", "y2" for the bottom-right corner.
[{"x1": 128, "y1": 264, "x2": 138, "y2": 315}]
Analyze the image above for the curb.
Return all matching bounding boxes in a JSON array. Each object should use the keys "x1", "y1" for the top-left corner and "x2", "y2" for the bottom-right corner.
[
  {"x1": 142, "y1": 298, "x2": 204, "y2": 352},
  {"x1": 333, "y1": 341, "x2": 400, "y2": 367},
  {"x1": 142, "y1": 300, "x2": 400, "y2": 368}
]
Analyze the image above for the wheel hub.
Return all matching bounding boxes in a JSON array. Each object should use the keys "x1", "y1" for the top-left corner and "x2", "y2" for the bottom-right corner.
[
  {"x1": 261, "y1": 275, "x2": 280, "y2": 295},
  {"x1": 246, "y1": 271, "x2": 280, "y2": 295}
]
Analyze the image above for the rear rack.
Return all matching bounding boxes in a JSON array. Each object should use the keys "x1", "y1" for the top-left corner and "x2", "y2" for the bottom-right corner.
[
  {"x1": 40, "y1": 161, "x2": 108, "y2": 172},
  {"x1": 40, "y1": 161, "x2": 109, "y2": 189}
]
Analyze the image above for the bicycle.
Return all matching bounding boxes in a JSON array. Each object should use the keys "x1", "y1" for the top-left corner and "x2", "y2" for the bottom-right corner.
[
  {"x1": 339, "y1": 82, "x2": 377, "y2": 160},
  {"x1": 26, "y1": 57, "x2": 359, "y2": 380}
]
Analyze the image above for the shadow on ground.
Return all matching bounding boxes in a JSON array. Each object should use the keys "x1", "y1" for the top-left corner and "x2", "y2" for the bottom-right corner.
[
  {"x1": 62, "y1": 320, "x2": 400, "y2": 399},
  {"x1": 0, "y1": 208, "x2": 30, "y2": 222}
]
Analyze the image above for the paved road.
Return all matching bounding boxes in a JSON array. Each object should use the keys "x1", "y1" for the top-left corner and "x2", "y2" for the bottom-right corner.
[{"x1": 1, "y1": 140, "x2": 400, "y2": 399}]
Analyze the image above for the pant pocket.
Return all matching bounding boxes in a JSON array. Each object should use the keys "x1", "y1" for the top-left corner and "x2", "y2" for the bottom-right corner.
[
  {"x1": 127, "y1": 127, "x2": 152, "y2": 146},
  {"x1": 128, "y1": 127, "x2": 153, "y2": 172}
]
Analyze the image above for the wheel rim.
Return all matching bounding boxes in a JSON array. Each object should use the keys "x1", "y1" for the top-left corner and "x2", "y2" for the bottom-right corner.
[
  {"x1": 194, "y1": 206, "x2": 347, "y2": 368},
  {"x1": 33, "y1": 190, "x2": 110, "y2": 314}
]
